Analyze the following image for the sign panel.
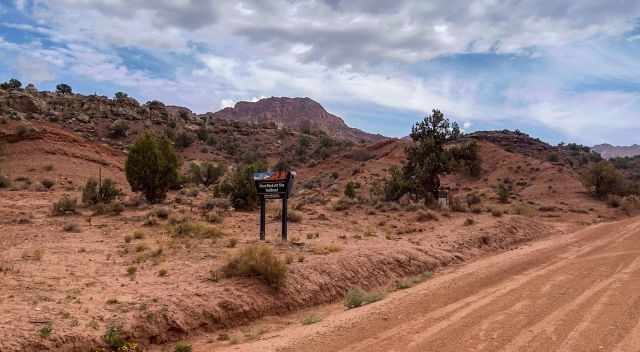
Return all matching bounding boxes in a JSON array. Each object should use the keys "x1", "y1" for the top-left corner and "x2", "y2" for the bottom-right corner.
[{"x1": 253, "y1": 171, "x2": 295, "y2": 199}]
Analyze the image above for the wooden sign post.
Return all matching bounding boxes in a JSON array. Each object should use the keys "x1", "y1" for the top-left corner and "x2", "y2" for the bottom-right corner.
[{"x1": 253, "y1": 170, "x2": 296, "y2": 241}]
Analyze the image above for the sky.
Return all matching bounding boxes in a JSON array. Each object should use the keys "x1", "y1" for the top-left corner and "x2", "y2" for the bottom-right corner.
[{"x1": 1, "y1": 0, "x2": 640, "y2": 145}]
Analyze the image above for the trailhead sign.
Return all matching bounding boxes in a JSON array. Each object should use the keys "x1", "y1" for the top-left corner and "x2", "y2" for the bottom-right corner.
[
  {"x1": 254, "y1": 170, "x2": 293, "y2": 199},
  {"x1": 253, "y1": 170, "x2": 296, "y2": 240}
]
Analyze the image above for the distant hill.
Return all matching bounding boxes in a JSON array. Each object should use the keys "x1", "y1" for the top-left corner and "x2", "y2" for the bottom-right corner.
[
  {"x1": 592, "y1": 144, "x2": 640, "y2": 159},
  {"x1": 204, "y1": 97, "x2": 386, "y2": 143}
]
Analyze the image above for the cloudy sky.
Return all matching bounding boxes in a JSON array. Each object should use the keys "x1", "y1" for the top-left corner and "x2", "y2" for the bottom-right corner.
[{"x1": 1, "y1": 0, "x2": 640, "y2": 145}]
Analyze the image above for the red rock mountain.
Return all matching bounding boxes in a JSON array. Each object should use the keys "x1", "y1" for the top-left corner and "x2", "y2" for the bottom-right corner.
[
  {"x1": 204, "y1": 97, "x2": 386, "y2": 143},
  {"x1": 592, "y1": 144, "x2": 640, "y2": 159}
]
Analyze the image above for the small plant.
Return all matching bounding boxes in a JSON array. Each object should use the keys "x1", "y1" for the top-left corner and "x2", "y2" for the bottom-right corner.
[
  {"x1": 158, "y1": 269, "x2": 168, "y2": 277},
  {"x1": 133, "y1": 231, "x2": 145, "y2": 240},
  {"x1": 497, "y1": 184, "x2": 511, "y2": 203},
  {"x1": 464, "y1": 218, "x2": 475, "y2": 226},
  {"x1": 491, "y1": 209, "x2": 503, "y2": 217},
  {"x1": 127, "y1": 266, "x2": 137, "y2": 277},
  {"x1": 302, "y1": 315, "x2": 322, "y2": 325},
  {"x1": 171, "y1": 220, "x2": 225, "y2": 238},
  {"x1": 124, "y1": 235, "x2": 133, "y2": 243},
  {"x1": 52, "y1": 195, "x2": 77, "y2": 216},
  {"x1": 221, "y1": 245, "x2": 287, "y2": 289},
  {"x1": 82, "y1": 178, "x2": 120, "y2": 205},
  {"x1": 344, "y1": 181, "x2": 356, "y2": 199},
  {"x1": 175, "y1": 342, "x2": 193, "y2": 352},
  {"x1": 63, "y1": 223, "x2": 81, "y2": 232},
  {"x1": 287, "y1": 209, "x2": 303, "y2": 223},
  {"x1": 0, "y1": 175, "x2": 11, "y2": 188},
  {"x1": 103, "y1": 326, "x2": 125, "y2": 350},
  {"x1": 154, "y1": 207, "x2": 170, "y2": 219},
  {"x1": 205, "y1": 211, "x2": 224, "y2": 224},
  {"x1": 39, "y1": 322, "x2": 52, "y2": 338},
  {"x1": 226, "y1": 238, "x2": 238, "y2": 248},
  {"x1": 344, "y1": 287, "x2": 384, "y2": 309},
  {"x1": 41, "y1": 179, "x2": 55, "y2": 189}
]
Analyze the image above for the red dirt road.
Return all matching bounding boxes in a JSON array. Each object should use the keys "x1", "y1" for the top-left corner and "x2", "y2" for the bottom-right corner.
[{"x1": 219, "y1": 217, "x2": 640, "y2": 352}]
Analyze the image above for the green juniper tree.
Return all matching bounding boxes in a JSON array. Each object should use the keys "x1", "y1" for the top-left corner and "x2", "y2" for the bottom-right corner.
[{"x1": 403, "y1": 109, "x2": 461, "y2": 204}]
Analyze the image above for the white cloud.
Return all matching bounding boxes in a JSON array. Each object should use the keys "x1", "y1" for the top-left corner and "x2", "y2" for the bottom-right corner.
[
  {"x1": 15, "y1": 54, "x2": 54, "y2": 82},
  {"x1": 2, "y1": 0, "x2": 640, "y2": 143}
]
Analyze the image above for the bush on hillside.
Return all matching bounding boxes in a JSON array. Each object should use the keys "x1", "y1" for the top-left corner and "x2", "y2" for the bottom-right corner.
[
  {"x1": 383, "y1": 166, "x2": 411, "y2": 202},
  {"x1": 497, "y1": 183, "x2": 511, "y2": 203},
  {"x1": 221, "y1": 245, "x2": 287, "y2": 289},
  {"x1": 585, "y1": 161, "x2": 625, "y2": 199},
  {"x1": 0, "y1": 78, "x2": 21, "y2": 90},
  {"x1": 174, "y1": 130, "x2": 194, "y2": 149},
  {"x1": 344, "y1": 181, "x2": 356, "y2": 199},
  {"x1": 52, "y1": 195, "x2": 77, "y2": 216},
  {"x1": 82, "y1": 178, "x2": 120, "y2": 205},
  {"x1": 189, "y1": 161, "x2": 225, "y2": 186},
  {"x1": 449, "y1": 142, "x2": 482, "y2": 177},
  {"x1": 125, "y1": 133, "x2": 179, "y2": 203},
  {"x1": 215, "y1": 162, "x2": 266, "y2": 210},
  {"x1": 56, "y1": 83, "x2": 72, "y2": 95}
]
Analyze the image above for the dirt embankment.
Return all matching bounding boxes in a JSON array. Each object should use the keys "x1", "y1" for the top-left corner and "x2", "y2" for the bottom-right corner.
[{"x1": 5, "y1": 215, "x2": 555, "y2": 352}]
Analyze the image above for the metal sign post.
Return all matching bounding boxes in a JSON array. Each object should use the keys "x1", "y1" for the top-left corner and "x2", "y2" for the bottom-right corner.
[{"x1": 254, "y1": 170, "x2": 296, "y2": 241}]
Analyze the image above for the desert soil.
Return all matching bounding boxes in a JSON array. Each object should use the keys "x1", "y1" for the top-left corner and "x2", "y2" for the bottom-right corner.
[{"x1": 204, "y1": 216, "x2": 640, "y2": 352}]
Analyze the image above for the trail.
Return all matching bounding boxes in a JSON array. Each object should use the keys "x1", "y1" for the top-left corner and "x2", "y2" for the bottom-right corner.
[{"x1": 218, "y1": 217, "x2": 640, "y2": 352}]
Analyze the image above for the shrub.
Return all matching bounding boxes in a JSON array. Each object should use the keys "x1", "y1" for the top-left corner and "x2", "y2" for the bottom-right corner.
[
  {"x1": 302, "y1": 315, "x2": 322, "y2": 325},
  {"x1": 175, "y1": 342, "x2": 192, "y2": 352},
  {"x1": 153, "y1": 207, "x2": 170, "y2": 219},
  {"x1": 343, "y1": 287, "x2": 384, "y2": 309},
  {"x1": 103, "y1": 326, "x2": 125, "y2": 350},
  {"x1": 383, "y1": 166, "x2": 411, "y2": 202},
  {"x1": 52, "y1": 196, "x2": 77, "y2": 216},
  {"x1": 585, "y1": 161, "x2": 625, "y2": 199},
  {"x1": 464, "y1": 218, "x2": 475, "y2": 226},
  {"x1": 449, "y1": 142, "x2": 482, "y2": 177},
  {"x1": 82, "y1": 178, "x2": 120, "y2": 205},
  {"x1": 174, "y1": 131, "x2": 194, "y2": 149},
  {"x1": 190, "y1": 162, "x2": 225, "y2": 186},
  {"x1": 607, "y1": 195, "x2": 622, "y2": 208},
  {"x1": 274, "y1": 208, "x2": 303, "y2": 223},
  {"x1": 55, "y1": 83, "x2": 72, "y2": 95},
  {"x1": 287, "y1": 209, "x2": 303, "y2": 223},
  {"x1": 465, "y1": 193, "x2": 481, "y2": 207},
  {"x1": 202, "y1": 197, "x2": 231, "y2": 211},
  {"x1": 16, "y1": 124, "x2": 35, "y2": 138},
  {"x1": 63, "y1": 223, "x2": 80, "y2": 232},
  {"x1": 125, "y1": 133, "x2": 179, "y2": 203},
  {"x1": 344, "y1": 181, "x2": 356, "y2": 199},
  {"x1": 331, "y1": 197, "x2": 353, "y2": 211},
  {"x1": 491, "y1": 209, "x2": 503, "y2": 217},
  {"x1": 40, "y1": 179, "x2": 55, "y2": 190},
  {"x1": 39, "y1": 322, "x2": 52, "y2": 338},
  {"x1": 547, "y1": 153, "x2": 560, "y2": 162},
  {"x1": 221, "y1": 245, "x2": 287, "y2": 289},
  {"x1": 215, "y1": 162, "x2": 267, "y2": 210},
  {"x1": 171, "y1": 220, "x2": 225, "y2": 238},
  {"x1": 497, "y1": 184, "x2": 511, "y2": 203},
  {"x1": 205, "y1": 211, "x2": 224, "y2": 224},
  {"x1": 0, "y1": 175, "x2": 11, "y2": 188},
  {"x1": 0, "y1": 78, "x2": 21, "y2": 90},
  {"x1": 109, "y1": 119, "x2": 129, "y2": 138}
]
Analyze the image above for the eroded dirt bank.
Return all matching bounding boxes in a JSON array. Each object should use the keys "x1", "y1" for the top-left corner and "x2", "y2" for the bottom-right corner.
[{"x1": 2, "y1": 216, "x2": 555, "y2": 352}]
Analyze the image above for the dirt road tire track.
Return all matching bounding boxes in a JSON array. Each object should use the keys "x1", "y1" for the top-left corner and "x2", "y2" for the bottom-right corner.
[{"x1": 222, "y1": 217, "x2": 640, "y2": 352}]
